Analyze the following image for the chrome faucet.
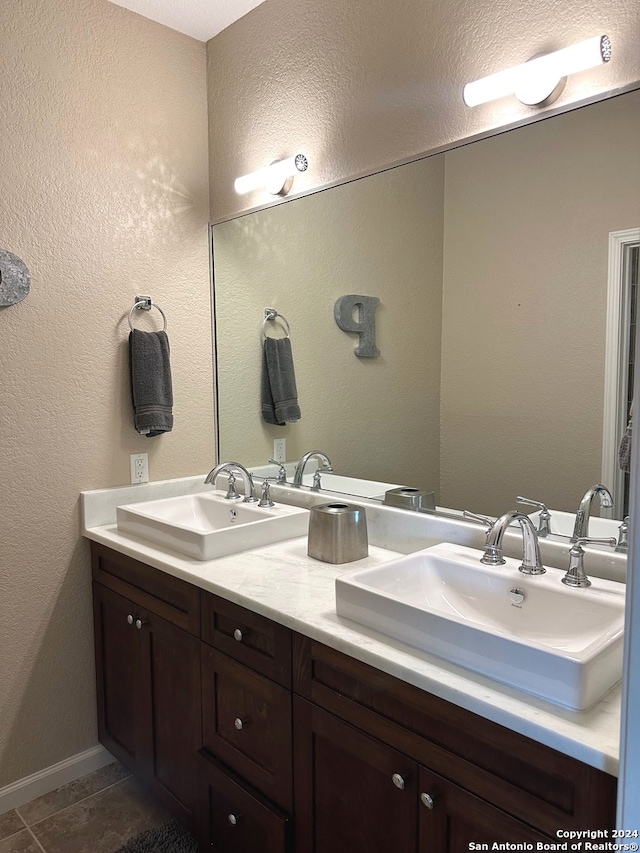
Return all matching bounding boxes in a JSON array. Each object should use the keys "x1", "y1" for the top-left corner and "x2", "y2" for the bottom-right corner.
[
  {"x1": 571, "y1": 484, "x2": 614, "y2": 541},
  {"x1": 292, "y1": 451, "x2": 333, "y2": 487},
  {"x1": 204, "y1": 462, "x2": 258, "y2": 503},
  {"x1": 562, "y1": 536, "x2": 616, "y2": 588},
  {"x1": 464, "y1": 510, "x2": 545, "y2": 575}
]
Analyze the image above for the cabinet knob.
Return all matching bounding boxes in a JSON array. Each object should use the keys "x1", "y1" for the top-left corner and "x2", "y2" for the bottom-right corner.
[
  {"x1": 228, "y1": 814, "x2": 239, "y2": 826},
  {"x1": 234, "y1": 717, "x2": 244, "y2": 730},
  {"x1": 127, "y1": 614, "x2": 134, "y2": 625},
  {"x1": 135, "y1": 618, "x2": 147, "y2": 630},
  {"x1": 420, "y1": 792, "x2": 434, "y2": 810},
  {"x1": 391, "y1": 773, "x2": 405, "y2": 790},
  {"x1": 233, "y1": 628, "x2": 243, "y2": 642}
]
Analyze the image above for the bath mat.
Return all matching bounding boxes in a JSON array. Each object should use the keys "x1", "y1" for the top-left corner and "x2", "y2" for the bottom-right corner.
[{"x1": 114, "y1": 818, "x2": 198, "y2": 853}]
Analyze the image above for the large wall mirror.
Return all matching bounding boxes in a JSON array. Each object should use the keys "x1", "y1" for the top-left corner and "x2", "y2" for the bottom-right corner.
[{"x1": 212, "y1": 89, "x2": 640, "y2": 521}]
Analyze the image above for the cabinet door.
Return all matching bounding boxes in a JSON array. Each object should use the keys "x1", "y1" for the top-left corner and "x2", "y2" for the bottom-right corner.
[
  {"x1": 93, "y1": 583, "x2": 144, "y2": 769},
  {"x1": 136, "y1": 606, "x2": 202, "y2": 828},
  {"x1": 418, "y1": 766, "x2": 552, "y2": 851},
  {"x1": 294, "y1": 698, "x2": 417, "y2": 853},
  {"x1": 93, "y1": 583, "x2": 201, "y2": 829}
]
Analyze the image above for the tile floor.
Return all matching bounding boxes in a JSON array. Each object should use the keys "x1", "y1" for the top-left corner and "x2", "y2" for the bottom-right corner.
[{"x1": 0, "y1": 762, "x2": 172, "y2": 853}]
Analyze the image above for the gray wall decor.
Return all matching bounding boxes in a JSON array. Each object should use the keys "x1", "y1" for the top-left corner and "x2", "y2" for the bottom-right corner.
[
  {"x1": 0, "y1": 250, "x2": 31, "y2": 307},
  {"x1": 334, "y1": 295, "x2": 380, "y2": 357}
]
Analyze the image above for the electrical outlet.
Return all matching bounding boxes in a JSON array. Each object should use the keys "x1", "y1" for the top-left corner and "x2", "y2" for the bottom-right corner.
[
  {"x1": 273, "y1": 438, "x2": 286, "y2": 463},
  {"x1": 130, "y1": 452, "x2": 149, "y2": 484}
]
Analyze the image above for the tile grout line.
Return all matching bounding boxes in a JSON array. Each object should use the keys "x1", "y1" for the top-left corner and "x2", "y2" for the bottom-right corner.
[
  {"x1": 16, "y1": 774, "x2": 132, "y2": 830},
  {"x1": 0, "y1": 820, "x2": 30, "y2": 848},
  {"x1": 25, "y1": 825, "x2": 48, "y2": 853},
  {"x1": 6, "y1": 810, "x2": 47, "y2": 853}
]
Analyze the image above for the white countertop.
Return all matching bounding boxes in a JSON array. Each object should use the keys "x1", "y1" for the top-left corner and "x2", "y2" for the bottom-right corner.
[{"x1": 81, "y1": 476, "x2": 621, "y2": 777}]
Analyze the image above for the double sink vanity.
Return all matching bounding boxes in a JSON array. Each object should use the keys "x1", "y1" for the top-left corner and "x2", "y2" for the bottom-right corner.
[{"x1": 82, "y1": 465, "x2": 626, "y2": 849}]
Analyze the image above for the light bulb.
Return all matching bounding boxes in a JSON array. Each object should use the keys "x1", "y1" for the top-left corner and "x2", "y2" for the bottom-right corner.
[
  {"x1": 463, "y1": 35, "x2": 611, "y2": 108},
  {"x1": 234, "y1": 154, "x2": 309, "y2": 196}
]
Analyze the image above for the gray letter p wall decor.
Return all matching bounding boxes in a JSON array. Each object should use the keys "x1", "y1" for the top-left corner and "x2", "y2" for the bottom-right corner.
[{"x1": 334, "y1": 295, "x2": 380, "y2": 358}]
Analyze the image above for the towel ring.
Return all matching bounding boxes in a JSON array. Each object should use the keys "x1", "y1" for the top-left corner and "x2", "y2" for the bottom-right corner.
[
  {"x1": 128, "y1": 296, "x2": 167, "y2": 332},
  {"x1": 263, "y1": 308, "x2": 290, "y2": 339}
]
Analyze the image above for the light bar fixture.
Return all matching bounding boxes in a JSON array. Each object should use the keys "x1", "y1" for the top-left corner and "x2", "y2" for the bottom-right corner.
[
  {"x1": 234, "y1": 154, "x2": 309, "y2": 196},
  {"x1": 463, "y1": 35, "x2": 612, "y2": 108}
]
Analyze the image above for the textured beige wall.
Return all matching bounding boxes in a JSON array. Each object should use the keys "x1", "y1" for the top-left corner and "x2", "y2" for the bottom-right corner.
[
  {"x1": 0, "y1": 0, "x2": 212, "y2": 786},
  {"x1": 207, "y1": 0, "x2": 639, "y2": 223},
  {"x1": 214, "y1": 157, "x2": 444, "y2": 491},
  {"x1": 440, "y1": 91, "x2": 640, "y2": 517}
]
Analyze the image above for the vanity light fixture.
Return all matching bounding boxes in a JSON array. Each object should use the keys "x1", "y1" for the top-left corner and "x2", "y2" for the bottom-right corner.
[
  {"x1": 463, "y1": 35, "x2": 612, "y2": 107},
  {"x1": 234, "y1": 154, "x2": 309, "y2": 196}
]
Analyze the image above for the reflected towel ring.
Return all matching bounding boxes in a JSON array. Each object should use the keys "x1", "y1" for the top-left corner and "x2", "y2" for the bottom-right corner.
[
  {"x1": 128, "y1": 296, "x2": 167, "y2": 332},
  {"x1": 263, "y1": 307, "x2": 291, "y2": 339}
]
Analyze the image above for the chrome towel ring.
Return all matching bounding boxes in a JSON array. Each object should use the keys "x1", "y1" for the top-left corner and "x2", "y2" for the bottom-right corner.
[
  {"x1": 263, "y1": 307, "x2": 291, "y2": 339},
  {"x1": 128, "y1": 295, "x2": 167, "y2": 332}
]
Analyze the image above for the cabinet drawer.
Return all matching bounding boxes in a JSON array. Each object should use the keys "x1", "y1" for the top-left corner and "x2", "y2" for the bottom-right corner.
[
  {"x1": 198, "y1": 753, "x2": 291, "y2": 853},
  {"x1": 293, "y1": 634, "x2": 616, "y2": 834},
  {"x1": 201, "y1": 592, "x2": 291, "y2": 687},
  {"x1": 91, "y1": 542, "x2": 200, "y2": 635},
  {"x1": 202, "y1": 646, "x2": 293, "y2": 811}
]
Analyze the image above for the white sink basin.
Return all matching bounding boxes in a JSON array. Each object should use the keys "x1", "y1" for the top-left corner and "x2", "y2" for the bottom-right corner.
[
  {"x1": 301, "y1": 472, "x2": 401, "y2": 499},
  {"x1": 116, "y1": 492, "x2": 309, "y2": 560},
  {"x1": 335, "y1": 542, "x2": 625, "y2": 710},
  {"x1": 531, "y1": 509, "x2": 623, "y2": 543}
]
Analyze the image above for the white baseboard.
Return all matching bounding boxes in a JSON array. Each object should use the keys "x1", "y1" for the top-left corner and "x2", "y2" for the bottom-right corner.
[{"x1": 0, "y1": 745, "x2": 116, "y2": 816}]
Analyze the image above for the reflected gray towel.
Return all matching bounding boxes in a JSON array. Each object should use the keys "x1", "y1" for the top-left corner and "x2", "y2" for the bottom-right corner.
[
  {"x1": 261, "y1": 337, "x2": 301, "y2": 425},
  {"x1": 129, "y1": 329, "x2": 174, "y2": 436}
]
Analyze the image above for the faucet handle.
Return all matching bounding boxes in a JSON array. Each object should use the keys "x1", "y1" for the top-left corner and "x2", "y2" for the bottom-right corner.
[
  {"x1": 225, "y1": 472, "x2": 243, "y2": 502},
  {"x1": 258, "y1": 478, "x2": 276, "y2": 507},
  {"x1": 574, "y1": 536, "x2": 617, "y2": 549},
  {"x1": 268, "y1": 459, "x2": 288, "y2": 484},
  {"x1": 616, "y1": 517, "x2": 629, "y2": 553},
  {"x1": 516, "y1": 496, "x2": 552, "y2": 536},
  {"x1": 562, "y1": 536, "x2": 616, "y2": 588},
  {"x1": 463, "y1": 510, "x2": 494, "y2": 528}
]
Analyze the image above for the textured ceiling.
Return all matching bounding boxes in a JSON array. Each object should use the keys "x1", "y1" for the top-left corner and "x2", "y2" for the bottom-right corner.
[{"x1": 106, "y1": 0, "x2": 267, "y2": 40}]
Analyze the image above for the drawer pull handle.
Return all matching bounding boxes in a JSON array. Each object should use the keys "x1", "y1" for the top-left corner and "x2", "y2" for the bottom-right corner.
[
  {"x1": 391, "y1": 773, "x2": 405, "y2": 790},
  {"x1": 420, "y1": 792, "x2": 434, "y2": 810},
  {"x1": 233, "y1": 629, "x2": 243, "y2": 642},
  {"x1": 135, "y1": 618, "x2": 147, "y2": 630},
  {"x1": 127, "y1": 614, "x2": 134, "y2": 625},
  {"x1": 234, "y1": 717, "x2": 244, "y2": 730},
  {"x1": 228, "y1": 814, "x2": 239, "y2": 826}
]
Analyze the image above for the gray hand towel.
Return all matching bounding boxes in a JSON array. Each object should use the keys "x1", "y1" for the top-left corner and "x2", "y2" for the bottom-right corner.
[
  {"x1": 261, "y1": 337, "x2": 301, "y2": 425},
  {"x1": 129, "y1": 329, "x2": 174, "y2": 436}
]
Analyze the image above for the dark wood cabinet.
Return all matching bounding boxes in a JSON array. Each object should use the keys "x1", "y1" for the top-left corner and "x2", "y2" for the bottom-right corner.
[
  {"x1": 92, "y1": 545, "x2": 201, "y2": 832},
  {"x1": 293, "y1": 634, "x2": 617, "y2": 835},
  {"x1": 91, "y1": 541, "x2": 617, "y2": 853},
  {"x1": 293, "y1": 698, "x2": 552, "y2": 853}
]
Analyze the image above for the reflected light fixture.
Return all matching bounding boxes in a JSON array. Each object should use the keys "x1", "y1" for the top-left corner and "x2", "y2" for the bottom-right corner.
[
  {"x1": 234, "y1": 154, "x2": 309, "y2": 196},
  {"x1": 463, "y1": 35, "x2": 612, "y2": 108}
]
